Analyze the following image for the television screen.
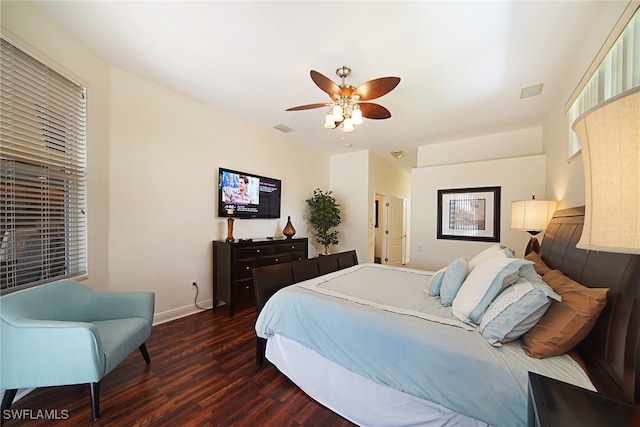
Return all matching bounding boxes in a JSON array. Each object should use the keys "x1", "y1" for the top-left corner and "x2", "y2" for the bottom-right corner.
[{"x1": 218, "y1": 168, "x2": 281, "y2": 219}]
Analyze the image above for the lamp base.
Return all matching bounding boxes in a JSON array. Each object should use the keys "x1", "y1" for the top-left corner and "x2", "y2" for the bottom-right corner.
[{"x1": 525, "y1": 231, "x2": 541, "y2": 255}]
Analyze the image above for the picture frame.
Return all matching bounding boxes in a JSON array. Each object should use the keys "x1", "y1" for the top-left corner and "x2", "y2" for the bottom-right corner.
[{"x1": 437, "y1": 186, "x2": 501, "y2": 242}]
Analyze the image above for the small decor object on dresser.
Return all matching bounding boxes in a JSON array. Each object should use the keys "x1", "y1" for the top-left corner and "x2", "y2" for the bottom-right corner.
[
  {"x1": 226, "y1": 217, "x2": 235, "y2": 242},
  {"x1": 283, "y1": 216, "x2": 296, "y2": 238}
]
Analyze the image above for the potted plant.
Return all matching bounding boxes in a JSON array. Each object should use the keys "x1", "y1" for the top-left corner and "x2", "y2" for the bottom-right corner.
[{"x1": 305, "y1": 188, "x2": 341, "y2": 255}]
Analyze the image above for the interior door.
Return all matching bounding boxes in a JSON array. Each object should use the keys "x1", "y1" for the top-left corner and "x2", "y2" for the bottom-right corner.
[{"x1": 386, "y1": 196, "x2": 404, "y2": 266}]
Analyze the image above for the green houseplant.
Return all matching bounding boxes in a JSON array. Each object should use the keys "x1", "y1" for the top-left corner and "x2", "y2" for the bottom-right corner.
[{"x1": 305, "y1": 188, "x2": 341, "y2": 254}]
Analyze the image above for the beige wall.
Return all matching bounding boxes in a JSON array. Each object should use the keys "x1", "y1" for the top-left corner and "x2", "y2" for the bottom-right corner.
[
  {"x1": 330, "y1": 151, "x2": 369, "y2": 260},
  {"x1": 108, "y1": 68, "x2": 329, "y2": 321},
  {"x1": 411, "y1": 149, "x2": 546, "y2": 271},
  {"x1": 2, "y1": 1, "x2": 329, "y2": 322},
  {"x1": 329, "y1": 150, "x2": 411, "y2": 263},
  {"x1": 368, "y1": 152, "x2": 411, "y2": 263}
]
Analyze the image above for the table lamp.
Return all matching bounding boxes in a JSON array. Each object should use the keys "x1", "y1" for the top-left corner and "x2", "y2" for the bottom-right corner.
[{"x1": 511, "y1": 196, "x2": 557, "y2": 255}]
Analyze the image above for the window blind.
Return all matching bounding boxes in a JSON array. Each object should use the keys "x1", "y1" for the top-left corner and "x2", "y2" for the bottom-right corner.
[
  {"x1": 568, "y1": 7, "x2": 640, "y2": 158},
  {"x1": 0, "y1": 36, "x2": 87, "y2": 293}
]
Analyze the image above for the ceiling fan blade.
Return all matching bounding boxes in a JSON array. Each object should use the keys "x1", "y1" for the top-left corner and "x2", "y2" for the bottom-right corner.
[
  {"x1": 310, "y1": 70, "x2": 342, "y2": 100},
  {"x1": 354, "y1": 77, "x2": 401, "y2": 101},
  {"x1": 286, "y1": 103, "x2": 330, "y2": 111},
  {"x1": 358, "y1": 102, "x2": 392, "y2": 119}
]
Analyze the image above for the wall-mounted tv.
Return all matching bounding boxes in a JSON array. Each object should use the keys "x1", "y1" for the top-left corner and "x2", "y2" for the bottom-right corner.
[{"x1": 218, "y1": 167, "x2": 281, "y2": 219}]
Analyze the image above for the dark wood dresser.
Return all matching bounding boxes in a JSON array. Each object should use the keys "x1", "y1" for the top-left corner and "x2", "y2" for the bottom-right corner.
[{"x1": 213, "y1": 238, "x2": 308, "y2": 317}]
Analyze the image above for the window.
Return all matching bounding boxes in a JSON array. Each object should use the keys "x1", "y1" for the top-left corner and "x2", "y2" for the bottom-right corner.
[
  {"x1": 0, "y1": 37, "x2": 87, "y2": 294},
  {"x1": 567, "y1": 7, "x2": 640, "y2": 158}
]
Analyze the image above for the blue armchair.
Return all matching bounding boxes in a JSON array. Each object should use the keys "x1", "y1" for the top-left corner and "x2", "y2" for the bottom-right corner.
[{"x1": 0, "y1": 280, "x2": 155, "y2": 420}]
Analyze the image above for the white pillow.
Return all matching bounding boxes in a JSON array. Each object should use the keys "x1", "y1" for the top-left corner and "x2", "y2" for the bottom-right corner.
[
  {"x1": 452, "y1": 257, "x2": 533, "y2": 324},
  {"x1": 439, "y1": 257, "x2": 469, "y2": 307},
  {"x1": 427, "y1": 267, "x2": 447, "y2": 297},
  {"x1": 480, "y1": 277, "x2": 561, "y2": 346},
  {"x1": 468, "y1": 245, "x2": 515, "y2": 271}
]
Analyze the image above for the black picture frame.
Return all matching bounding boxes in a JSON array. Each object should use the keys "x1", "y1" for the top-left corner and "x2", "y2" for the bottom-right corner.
[{"x1": 437, "y1": 186, "x2": 501, "y2": 242}]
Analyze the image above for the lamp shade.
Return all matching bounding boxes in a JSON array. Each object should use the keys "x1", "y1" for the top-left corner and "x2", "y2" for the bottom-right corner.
[
  {"x1": 572, "y1": 86, "x2": 640, "y2": 254},
  {"x1": 511, "y1": 199, "x2": 557, "y2": 231}
]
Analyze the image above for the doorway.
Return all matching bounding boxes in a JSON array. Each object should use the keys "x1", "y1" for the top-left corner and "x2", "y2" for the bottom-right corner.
[{"x1": 374, "y1": 194, "x2": 407, "y2": 266}]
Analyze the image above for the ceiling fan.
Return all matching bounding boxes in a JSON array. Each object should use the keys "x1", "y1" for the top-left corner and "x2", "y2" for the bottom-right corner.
[{"x1": 286, "y1": 66, "x2": 401, "y2": 132}]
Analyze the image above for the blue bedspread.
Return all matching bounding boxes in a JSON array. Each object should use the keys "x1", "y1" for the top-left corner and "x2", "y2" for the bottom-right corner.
[{"x1": 255, "y1": 264, "x2": 594, "y2": 426}]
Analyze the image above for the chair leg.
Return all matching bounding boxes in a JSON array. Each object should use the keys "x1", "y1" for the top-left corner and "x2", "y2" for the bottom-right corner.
[
  {"x1": 90, "y1": 382, "x2": 100, "y2": 420},
  {"x1": 1, "y1": 389, "x2": 18, "y2": 412},
  {"x1": 256, "y1": 337, "x2": 267, "y2": 365},
  {"x1": 139, "y1": 343, "x2": 151, "y2": 364}
]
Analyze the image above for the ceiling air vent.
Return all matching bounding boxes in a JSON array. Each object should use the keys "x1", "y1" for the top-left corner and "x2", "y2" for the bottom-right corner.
[
  {"x1": 273, "y1": 124, "x2": 295, "y2": 133},
  {"x1": 520, "y1": 83, "x2": 544, "y2": 99}
]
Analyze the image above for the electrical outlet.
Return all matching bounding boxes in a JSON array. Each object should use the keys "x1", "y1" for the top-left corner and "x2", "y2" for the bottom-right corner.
[{"x1": 192, "y1": 281, "x2": 197, "y2": 288}]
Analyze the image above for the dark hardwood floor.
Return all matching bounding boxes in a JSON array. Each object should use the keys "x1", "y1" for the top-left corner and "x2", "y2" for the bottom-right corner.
[{"x1": 2, "y1": 306, "x2": 356, "y2": 426}]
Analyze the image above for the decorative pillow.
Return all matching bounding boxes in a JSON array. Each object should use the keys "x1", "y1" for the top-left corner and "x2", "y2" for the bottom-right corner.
[
  {"x1": 468, "y1": 245, "x2": 515, "y2": 271},
  {"x1": 428, "y1": 267, "x2": 447, "y2": 297},
  {"x1": 519, "y1": 263, "x2": 545, "y2": 284},
  {"x1": 525, "y1": 251, "x2": 551, "y2": 276},
  {"x1": 452, "y1": 257, "x2": 533, "y2": 324},
  {"x1": 480, "y1": 277, "x2": 560, "y2": 346},
  {"x1": 439, "y1": 257, "x2": 469, "y2": 307},
  {"x1": 521, "y1": 270, "x2": 609, "y2": 359}
]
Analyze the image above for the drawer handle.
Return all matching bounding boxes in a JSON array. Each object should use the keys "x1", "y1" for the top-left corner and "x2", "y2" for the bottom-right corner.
[
  {"x1": 291, "y1": 245, "x2": 295, "y2": 249},
  {"x1": 275, "y1": 258, "x2": 279, "y2": 262},
  {"x1": 256, "y1": 249, "x2": 260, "y2": 253},
  {"x1": 245, "y1": 285, "x2": 250, "y2": 290},
  {"x1": 245, "y1": 266, "x2": 250, "y2": 270}
]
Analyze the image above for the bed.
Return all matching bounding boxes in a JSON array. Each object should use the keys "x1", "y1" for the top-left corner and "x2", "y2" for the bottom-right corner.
[{"x1": 253, "y1": 207, "x2": 640, "y2": 426}]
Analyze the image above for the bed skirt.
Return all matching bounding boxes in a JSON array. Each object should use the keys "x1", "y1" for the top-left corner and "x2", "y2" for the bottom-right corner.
[{"x1": 266, "y1": 334, "x2": 491, "y2": 427}]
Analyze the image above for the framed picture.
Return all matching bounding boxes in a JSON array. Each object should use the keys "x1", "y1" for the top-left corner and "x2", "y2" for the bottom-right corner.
[{"x1": 437, "y1": 186, "x2": 501, "y2": 242}]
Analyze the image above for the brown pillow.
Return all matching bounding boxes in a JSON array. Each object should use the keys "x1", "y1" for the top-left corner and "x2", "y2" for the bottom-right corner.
[
  {"x1": 525, "y1": 251, "x2": 551, "y2": 276},
  {"x1": 521, "y1": 270, "x2": 608, "y2": 358}
]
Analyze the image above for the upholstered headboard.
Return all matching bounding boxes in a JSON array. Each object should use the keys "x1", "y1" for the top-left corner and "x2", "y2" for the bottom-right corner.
[{"x1": 539, "y1": 207, "x2": 640, "y2": 404}]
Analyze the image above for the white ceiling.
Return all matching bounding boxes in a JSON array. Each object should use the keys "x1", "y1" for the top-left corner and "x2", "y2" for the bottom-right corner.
[{"x1": 34, "y1": 1, "x2": 616, "y2": 169}]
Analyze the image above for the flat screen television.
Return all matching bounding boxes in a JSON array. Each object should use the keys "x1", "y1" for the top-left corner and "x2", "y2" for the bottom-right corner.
[{"x1": 217, "y1": 167, "x2": 281, "y2": 219}]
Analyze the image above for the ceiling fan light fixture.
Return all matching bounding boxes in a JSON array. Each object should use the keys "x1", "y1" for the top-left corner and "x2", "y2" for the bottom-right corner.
[
  {"x1": 332, "y1": 104, "x2": 344, "y2": 122},
  {"x1": 352, "y1": 106, "x2": 363, "y2": 125},
  {"x1": 391, "y1": 150, "x2": 405, "y2": 159},
  {"x1": 324, "y1": 111, "x2": 336, "y2": 128},
  {"x1": 343, "y1": 117, "x2": 355, "y2": 133},
  {"x1": 286, "y1": 66, "x2": 400, "y2": 135}
]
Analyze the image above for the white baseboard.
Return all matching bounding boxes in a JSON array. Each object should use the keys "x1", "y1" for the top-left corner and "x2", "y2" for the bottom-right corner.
[{"x1": 152, "y1": 299, "x2": 214, "y2": 325}]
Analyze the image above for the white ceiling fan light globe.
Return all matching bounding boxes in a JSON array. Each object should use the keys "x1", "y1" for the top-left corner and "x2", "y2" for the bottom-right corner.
[
  {"x1": 352, "y1": 106, "x2": 363, "y2": 125},
  {"x1": 324, "y1": 112, "x2": 336, "y2": 128},
  {"x1": 343, "y1": 117, "x2": 355, "y2": 132},
  {"x1": 332, "y1": 104, "x2": 344, "y2": 122}
]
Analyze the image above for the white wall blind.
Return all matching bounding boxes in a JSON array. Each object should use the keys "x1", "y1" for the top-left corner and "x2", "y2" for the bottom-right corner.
[
  {"x1": 568, "y1": 7, "x2": 640, "y2": 158},
  {"x1": 0, "y1": 37, "x2": 87, "y2": 294}
]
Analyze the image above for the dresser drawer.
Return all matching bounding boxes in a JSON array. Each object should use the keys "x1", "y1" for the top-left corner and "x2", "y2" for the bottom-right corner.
[
  {"x1": 277, "y1": 242, "x2": 306, "y2": 253},
  {"x1": 233, "y1": 277, "x2": 255, "y2": 307},
  {"x1": 256, "y1": 252, "x2": 292, "y2": 267},
  {"x1": 236, "y1": 245, "x2": 275, "y2": 258},
  {"x1": 234, "y1": 258, "x2": 256, "y2": 279},
  {"x1": 291, "y1": 250, "x2": 306, "y2": 262}
]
